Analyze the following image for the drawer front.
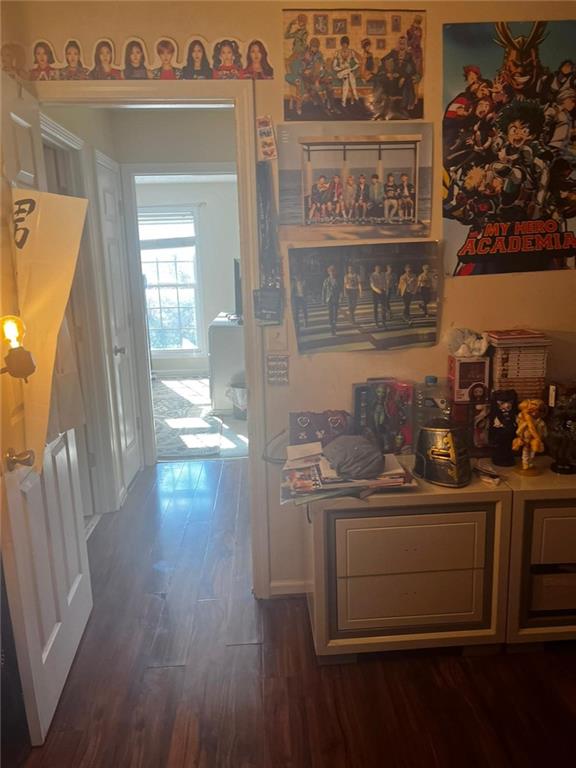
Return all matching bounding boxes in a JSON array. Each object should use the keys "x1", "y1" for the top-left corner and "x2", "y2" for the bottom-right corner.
[
  {"x1": 335, "y1": 511, "x2": 486, "y2": 578},
  {"x1": 531, "y1": 506, "x2": 576, "y2": 565},
  {"x1": 531, "y1": 573, "x2": 576, "y2": 612},
  {"x1": 337, "y1": 569, "x2": 484, "y2": 631}
]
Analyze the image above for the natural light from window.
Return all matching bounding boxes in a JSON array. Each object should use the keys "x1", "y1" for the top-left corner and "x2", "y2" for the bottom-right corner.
[{"x1": 137, "y1": 208, "x2": 199, "y2": 352}]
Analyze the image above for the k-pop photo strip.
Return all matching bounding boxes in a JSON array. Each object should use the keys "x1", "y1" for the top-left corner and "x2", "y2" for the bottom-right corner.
[
  {"x1": 9, "y1": 36, "x2": 275, "y2": 81},
  {"x1": 443, "y1": 20, "x2": 576, "y2": 276},
  {"x1": 283, "y1": 8, "x2": 425, "y2": 121},
  {"x1": 289, "y1": 241, "x2": 440, "y2": 355},
  {"x1": 278, "y1": 121, "x2": 432, "y2": 241}
]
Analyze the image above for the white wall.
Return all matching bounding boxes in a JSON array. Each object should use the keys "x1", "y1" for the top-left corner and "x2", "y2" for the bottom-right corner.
[{"x1": 136, "y1": 178, "x2": 240, "y2": 374}]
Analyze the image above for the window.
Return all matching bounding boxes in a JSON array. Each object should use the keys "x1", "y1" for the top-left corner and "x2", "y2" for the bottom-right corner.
[{"x1": 138, "y1": 207, "x2": 200, "y2": 352}]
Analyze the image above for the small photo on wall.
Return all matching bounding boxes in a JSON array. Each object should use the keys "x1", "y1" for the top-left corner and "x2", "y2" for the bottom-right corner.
[
  {"x1": 333, "y1": 19, "x2": 347, "y2": 35},
  {"x1": 278, "y1": 121, "x2": 433, "y2": 241},
  {"x1": 313, "y1": 15, "x2": 329, "y2": 35},
  {"x1": 289, "y1": 241, "x2": 440, "y2": 355},
  {"x1": 366, "y1": 19, "x2": 386, "y2": 36}
]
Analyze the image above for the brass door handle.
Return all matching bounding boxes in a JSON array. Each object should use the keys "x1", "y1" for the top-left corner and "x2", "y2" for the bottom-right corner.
[{"x1": 5, "y1": 448, "x2": 35, "y2": 472}]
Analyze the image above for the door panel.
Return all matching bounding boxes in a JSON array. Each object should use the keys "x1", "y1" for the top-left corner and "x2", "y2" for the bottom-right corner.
[
  {"x1": 95, "y1": 155, "x2": 141, "y2": 491},
  {"x1": 1, "y1": 72, "x2": 93, "y2": 745}
]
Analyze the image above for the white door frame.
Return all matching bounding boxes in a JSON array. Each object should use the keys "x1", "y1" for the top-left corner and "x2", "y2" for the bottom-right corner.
[
  {"x1": 121, "y1": 160, "x2": 238, "y2": 467},
  {"x1": 37, "y1": 114, "x2": 126, "y2": 516},
  {"x1": 33, "y1": 81, "x2": 272, "y2": 598}
]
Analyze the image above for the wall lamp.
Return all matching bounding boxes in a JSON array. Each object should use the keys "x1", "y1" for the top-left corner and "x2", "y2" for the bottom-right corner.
[{"x1": 1, "y1": 315, "x2": 36, "y2": 382}]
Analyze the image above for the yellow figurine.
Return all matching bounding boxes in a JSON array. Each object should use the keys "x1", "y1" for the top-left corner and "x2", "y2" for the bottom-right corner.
[{"x1": 512, "y1": 399, "x2": 547, "y2": 473}]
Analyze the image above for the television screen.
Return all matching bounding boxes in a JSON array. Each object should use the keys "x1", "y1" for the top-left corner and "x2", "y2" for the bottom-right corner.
[{"x1": 234, "y1": 259, "x2": 243, "y2": 319}]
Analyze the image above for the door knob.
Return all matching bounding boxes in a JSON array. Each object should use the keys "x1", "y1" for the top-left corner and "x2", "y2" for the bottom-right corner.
[
  {"x1": 113, "y1": 345, "x2": 126, "y2": 356},
  {"x1": 5, "y1": 448, "x2": 35, "y2": 472}
]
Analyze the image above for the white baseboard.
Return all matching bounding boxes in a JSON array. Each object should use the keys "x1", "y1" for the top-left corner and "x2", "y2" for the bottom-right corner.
[{"x1": 269, "y1": 579, "x2": 310, "y2": 596}]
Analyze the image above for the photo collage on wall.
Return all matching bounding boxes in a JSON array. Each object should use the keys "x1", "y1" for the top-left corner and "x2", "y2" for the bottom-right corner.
[
  {"x1": 1, "y1": 36, "x2": 275, "y2": 81},
  {"x1": 282, "y1": 8, "x2": 425, "y2": 121},
  {"x1": 279, "y1": 8, "x2": 437, "y2": 354},
  {"x1": 443, "y1": 20, "x2": 576, "y2": 276}
]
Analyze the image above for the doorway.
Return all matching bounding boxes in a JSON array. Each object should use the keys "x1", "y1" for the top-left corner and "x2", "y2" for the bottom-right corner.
[{"x1": 131, "y1": 170, "x2": 249, "y2": 460}]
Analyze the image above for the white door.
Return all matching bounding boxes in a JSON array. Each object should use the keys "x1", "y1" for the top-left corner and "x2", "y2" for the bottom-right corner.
[
  {"x1": 95, "y1": 153, "x2": 141, "y2": 493},
  {"x1": 1, "y1": 73, "x2": 93, "y2": 745}
]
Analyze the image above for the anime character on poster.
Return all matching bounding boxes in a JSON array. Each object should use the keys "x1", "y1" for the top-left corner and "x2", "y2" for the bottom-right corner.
[
  {"x1": 90, "y1": 40, "x2": 121, "y2": 80},
  {"x1": 30, "y1": 40, "x2": 59, "y2": 80},
  {"x1": 443, "y1": 20, "x2": 576, "y2": 276},
  {"x1": 513, "y1": 398, "x2": 547, "y2": 473}
]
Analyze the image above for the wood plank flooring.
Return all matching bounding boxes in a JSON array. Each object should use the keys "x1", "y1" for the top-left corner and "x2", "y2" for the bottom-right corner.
[{"x1": 25, "y1": 459, "x2": 576, "y2": 768}]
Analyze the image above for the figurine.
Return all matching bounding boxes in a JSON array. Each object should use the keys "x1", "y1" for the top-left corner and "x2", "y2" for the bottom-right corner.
[
  {"x1": 488, "y1": 389, "x2": 518, "y2": 466},
  {"x1": 547, "y1": 395, "x2": 576, "y2": 474},
  {"x1": 512, "y1": 398, "x2": 547, "y2": 473}
]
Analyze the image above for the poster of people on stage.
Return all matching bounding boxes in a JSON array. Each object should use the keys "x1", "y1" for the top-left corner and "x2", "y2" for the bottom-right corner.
[
  {"x1": 282, "y1": 8, "x2": 425, "y2": 120},
  {"x1": 278, "y1": 121, "x2": 432, "y2": 241},
  {"x1": 443, "y1": 21, "x2": 576, "y2": 276},
  {"x1": 289, "y1": 241, "x2": 440, "y2": 355}
]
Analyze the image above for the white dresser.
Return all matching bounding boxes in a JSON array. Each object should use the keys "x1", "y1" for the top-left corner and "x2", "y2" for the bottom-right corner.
[{"x1": 305, "y1": 458, "x2": 576, "y2": 659}]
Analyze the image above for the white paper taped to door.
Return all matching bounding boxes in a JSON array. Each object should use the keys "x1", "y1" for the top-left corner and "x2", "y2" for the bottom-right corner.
[{"x1": 12, "y1": 189, "x2": 87, "y2": 471}]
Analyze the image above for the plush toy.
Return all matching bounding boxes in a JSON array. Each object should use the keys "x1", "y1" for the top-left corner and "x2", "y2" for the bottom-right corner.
[
  {"x1": 446, "y1": 327, "x2": 489, "y2": 358},
  {"x1": 512, "y1": 398, "x2": 547, "y2": 472}
]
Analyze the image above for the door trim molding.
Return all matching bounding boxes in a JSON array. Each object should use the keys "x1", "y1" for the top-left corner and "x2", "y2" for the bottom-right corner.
[
  {"x1": 33, "y1": 81, "x2": 271, "y2": 597},
  {"x1": 40, "y1": 115, "x2": 122, "y2": 515}
]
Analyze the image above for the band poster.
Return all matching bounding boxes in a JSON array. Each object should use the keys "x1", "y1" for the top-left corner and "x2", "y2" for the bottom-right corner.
[
  {"x1": 283, "y1": 8, "x2": 425, "y2": 121},
  {"x1": 443, "y1": 21, "x2": 576, "y2": 276}
]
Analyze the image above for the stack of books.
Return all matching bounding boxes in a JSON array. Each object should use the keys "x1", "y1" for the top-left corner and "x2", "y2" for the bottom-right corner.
[
  {"x1": 281, "y1": 442, "x2": 415, "y2": 505},
  {"x1": 488, "y1": 329, "x2": 551, "y2": 400}
]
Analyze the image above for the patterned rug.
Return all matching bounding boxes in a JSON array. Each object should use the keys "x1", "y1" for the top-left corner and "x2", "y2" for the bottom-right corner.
[{"x1": 152, "y1": 377, "x2": 249, "y2": 460}]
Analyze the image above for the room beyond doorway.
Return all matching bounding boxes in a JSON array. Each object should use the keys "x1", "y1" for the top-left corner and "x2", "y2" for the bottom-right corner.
[
  {"x1": 134, "y1": 171, "x2": 249, "y2": 460},
  {"x1": 151, "y1": 376, "x2": 249, "y2": 459}
]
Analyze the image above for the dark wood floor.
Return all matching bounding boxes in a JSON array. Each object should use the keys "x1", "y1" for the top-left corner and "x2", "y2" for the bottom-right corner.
[{"x1": 25, "y1": 459, "x2": 576, "y2": 768}]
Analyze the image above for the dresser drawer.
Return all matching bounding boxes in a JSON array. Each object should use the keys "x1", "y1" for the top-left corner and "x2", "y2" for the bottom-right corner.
[
  {"x1": 531, "y1": 506, "x2": 576, "y2": 565},
  {"x1": 531, "y1": 573, "x2": 576, "y2": 611},
  {"x1": 337, "y1": 569, "x2": 484, "y2": 631},
  {"x1": 335, "y1": 511, "x2": 486, "y2": 578}
]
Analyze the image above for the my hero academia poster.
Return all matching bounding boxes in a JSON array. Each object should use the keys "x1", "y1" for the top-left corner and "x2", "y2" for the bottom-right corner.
[{"x1": 443, "y1": 21, "x2": 576, "y2": 276}]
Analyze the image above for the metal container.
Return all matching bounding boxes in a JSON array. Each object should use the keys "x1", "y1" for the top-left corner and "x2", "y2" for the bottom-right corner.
[{"x1": 414, "y1": 419, "x2": 471, "y2": 487}]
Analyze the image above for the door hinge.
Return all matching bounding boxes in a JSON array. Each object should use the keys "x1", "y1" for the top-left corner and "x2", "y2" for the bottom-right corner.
[
  {"x1": 87, "y1": 451, "x2": 97, "y2": 469},
  {"x1": 136, "y1": 416, "x2": 141, "y2": 431},
  {"x1": 118, "y1": 199, "x2": 124, "y2": 217}
]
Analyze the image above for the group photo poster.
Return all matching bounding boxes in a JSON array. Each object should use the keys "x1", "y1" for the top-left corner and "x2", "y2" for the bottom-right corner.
[
  {"x1": 289, "y1": 241, "x2": 440, "y2": 355},
  {"x1": 282, "y1": 8, "x2": 425, "y2": 121},
  {"x1": 443, "y1": 20, "x2": 576, "y2": 276},
  {"x1": 278, "y1": 121, "x2": 433, "y2": 241}
]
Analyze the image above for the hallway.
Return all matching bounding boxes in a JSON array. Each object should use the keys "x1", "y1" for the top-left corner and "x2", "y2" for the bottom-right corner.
[{"x1": 25, "y1": 460, "x2": 576, "y2": 767}]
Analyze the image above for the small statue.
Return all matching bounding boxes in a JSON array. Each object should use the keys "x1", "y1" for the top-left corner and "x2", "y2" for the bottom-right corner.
[
  {"x1": 488, "y1": 389, "x2": 518, "y2": 466},
  {"x1": 512, "y1": 398, "x2": 547, "y2": 473}
]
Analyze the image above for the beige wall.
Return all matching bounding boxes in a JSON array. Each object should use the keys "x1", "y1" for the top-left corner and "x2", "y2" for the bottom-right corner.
[
  {"x1": 6, "y1": 1, "x2": 576, "y2": 592},
  {"x1": 110, "y1": 109, "x2": 236, "y2": 165}
]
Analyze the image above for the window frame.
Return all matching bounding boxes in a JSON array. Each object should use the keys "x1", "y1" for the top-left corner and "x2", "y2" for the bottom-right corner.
[{"x1": 137, "y1": 203, "x2": 205, "y2": 356}]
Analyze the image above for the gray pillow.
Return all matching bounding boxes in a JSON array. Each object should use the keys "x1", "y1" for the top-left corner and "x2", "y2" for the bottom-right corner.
[{"x1": 324, "y1": 435, "x2": 385, "y2": 479}]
